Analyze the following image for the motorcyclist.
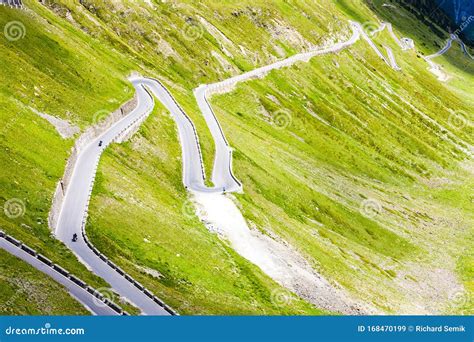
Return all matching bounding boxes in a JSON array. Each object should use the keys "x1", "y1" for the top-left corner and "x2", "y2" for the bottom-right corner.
[{"x1": 72, "y1": 233, "x2": 78, "y2": 242}]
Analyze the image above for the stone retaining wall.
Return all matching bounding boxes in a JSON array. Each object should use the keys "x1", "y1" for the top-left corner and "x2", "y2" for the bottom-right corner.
[{"x1": 48, "y1": 94, "x2": 138, "y2": 232}]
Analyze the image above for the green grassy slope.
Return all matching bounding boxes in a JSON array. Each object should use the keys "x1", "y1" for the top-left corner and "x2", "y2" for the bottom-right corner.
[
  {"x1": 210, "y1": 37, "x2": 472, "y2": 312},
  {"x1": 29, "y1": 0, "x2": 363, "y2": 180},
  {"x1": 87, "y1": 100, "x2": 324, "y2": 314},
  {"x1": 367, "y1": 0, "x2": 474, "y2": 106},
  {"x1": 2, "y1": 0, "x2": 349, "y2": 314},
  {"x1": 86, "y1": 0, "x2": 472, "y2": 314},
  {"x1": 1, "y1": 0, "x2": 472, "y2": 314},
  {"x1": 0, "y1": 249, "x2": 89, "y2": 315},
  {"x1": 204, "y1": 0, "x2": 473, "y2": 313},
  {"x1": 367, "y1": 1, "x2": 473, "y2": 314},
  {"x1": 0, "y1": 3, "x2": 136, "y2": 313}
]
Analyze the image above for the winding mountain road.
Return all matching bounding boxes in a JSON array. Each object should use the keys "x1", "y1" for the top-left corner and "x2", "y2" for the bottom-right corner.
[
  {"x1": 55, "y1": 84, "x2": 171, "y2": 315},
  {"x1": 385, "y1": 46, "x2": 402, "y2": 70},
  {"x1": 423, "y1": 33, "x2": 473, "y2": 80},
  {"x1": 0, "y1": 237, "x2": 118, "y2": 316},
  {"x1": 426, "y1": 34, "x2": 457, "y2": 60},
  {"x1": 5, "y1": 20, "x2": 421, "y2": 315},
  {"x1": 192, "y1": 22, "x2": 361, "y2": 192},
  {"x1": 135, "y1": 78, "x2": 241, "y2": 193},
  {"x1": 51, "y1": 25, "x2": 366, "y2": 314},
  {"x1": 425, "y1": 33, "x2": 474, "y2": 60}
]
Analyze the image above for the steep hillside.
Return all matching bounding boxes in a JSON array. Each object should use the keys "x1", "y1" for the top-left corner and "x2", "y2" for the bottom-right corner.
[
  {"x1": 0, "y1": 2, "x2": 134, "y2": 313},
  {"x1": 210, "y1": 35, "x2": 473, "y2": 313},
  {"x1": 1, "y1": 0, "x2": 472, "y2": 314},
  {"x1": 394, "y1": 0, "x2": 474, "y2": 45},
  {"x1": 0, "y1": 249, "x2": 89, "y2": 315},
  {"x1": 87, "y1": 0, "x2": 473, "y2": 314},
  {"x1": 1, "y1": 0, "x2": 354, "y2": 314}
]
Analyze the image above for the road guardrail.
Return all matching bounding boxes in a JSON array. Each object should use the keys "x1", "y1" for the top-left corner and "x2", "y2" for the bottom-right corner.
[{"x1": 0, "y1": 230, "x2": 128, "y2": 315}]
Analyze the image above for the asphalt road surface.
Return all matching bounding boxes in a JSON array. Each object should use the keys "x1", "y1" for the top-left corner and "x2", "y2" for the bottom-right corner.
[
  {"x1": 0, "y1": 238, "x2": 118, "y2": 315},
  {"x1": 8, "y1": 20, "x2": 418, "y2": 316},
  {"x1": 55, "y1": 84, "x2": 170, "y2": 315}
]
